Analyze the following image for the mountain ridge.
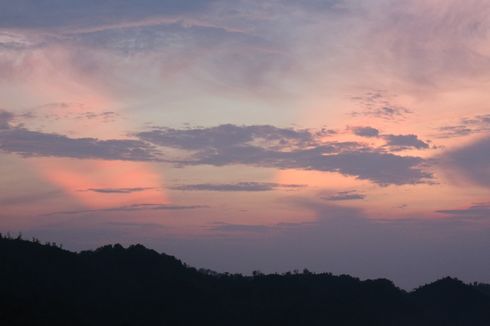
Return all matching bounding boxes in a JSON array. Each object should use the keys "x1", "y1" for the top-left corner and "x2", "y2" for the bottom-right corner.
[{"x1": 0, "y1": 235, "x2": 489, "y2": 326}]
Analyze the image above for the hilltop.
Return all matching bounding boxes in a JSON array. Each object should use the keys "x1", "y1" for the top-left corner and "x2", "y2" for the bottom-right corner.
[{"x1": 0, "y1": 235, "x2": 489, "y2": 326}]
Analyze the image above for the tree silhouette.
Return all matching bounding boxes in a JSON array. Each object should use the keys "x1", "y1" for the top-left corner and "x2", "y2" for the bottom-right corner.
[{"x1": 0, "y1": 235, "x2": 488, "y2": 326}]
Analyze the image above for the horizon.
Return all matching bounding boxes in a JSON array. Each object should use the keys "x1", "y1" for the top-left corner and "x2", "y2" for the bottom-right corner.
[
  {"x1": 1, "y1": 234, "x2": 486, "y2": 292},
  {"x1": 0, "y1": 0, "x2": 489, "y2": 290}
]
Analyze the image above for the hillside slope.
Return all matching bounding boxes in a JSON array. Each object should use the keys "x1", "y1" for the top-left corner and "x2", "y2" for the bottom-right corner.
[{"x1": 0, "y1": 236, "x2": 488, "y2": 326}]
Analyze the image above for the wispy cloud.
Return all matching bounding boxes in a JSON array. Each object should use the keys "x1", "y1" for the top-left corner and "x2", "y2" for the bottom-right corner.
[
  {"x1": 351, "y1": 91, "x2": 412, "y2": 121},
  {"x1": 322, "y1": 191, "x2": 366, "y2": 201},
  {"x1": 436, "y1": 203, "x2": 490, "y2": 219},
  {"x1": 44, "y1": 203, "x2": 208, "y2": 216},
  {"x1": 436, "y1": 114, "x2": 490, "y2": 138},
  {"x1": 171, "y1": 182, "x2": 305, "y2": 192},
  {"x1": 82, "y1": 187, "x2": 155, "y2": 194},
  {"x1": 0, "y1": 1, "x2": 215, "y2": 29},
  {"x1": 0, "y1": 190, "x2": 62, "y2": 206},
  {"x1": 440, "y1": 136, "x2": 490, "y2": 188}
]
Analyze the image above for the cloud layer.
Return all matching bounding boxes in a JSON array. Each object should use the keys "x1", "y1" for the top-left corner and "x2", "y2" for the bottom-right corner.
[
  {"x1": 0, "y1": 127, "x2": 159, "y2": 161},
  {"x1": 0, "y1": 117, "x2": 433, "y2": 186},
  {"x1": 139, "y1": 124, "x2": 432, "y2": 185},
  {"x1": 171, "y1": 182, "x2": 305, "y2": 192},
  {"x1": 440, "y1": 137, "x2": 490, "y2": 188}
]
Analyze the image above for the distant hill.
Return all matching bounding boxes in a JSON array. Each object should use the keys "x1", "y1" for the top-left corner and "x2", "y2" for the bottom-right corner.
[{"x1": 0, "y1": 235, "x2": 489, "y2": 326}]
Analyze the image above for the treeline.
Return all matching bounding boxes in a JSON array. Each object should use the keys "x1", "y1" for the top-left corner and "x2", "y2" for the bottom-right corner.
[{"x1": 0, "y1": 235, "x2": 489, "y2": 326}]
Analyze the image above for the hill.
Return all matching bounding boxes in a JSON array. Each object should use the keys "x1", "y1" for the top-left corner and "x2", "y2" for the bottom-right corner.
[{"x1": 0, "y1": 235, "x2": 489, "y2": 326}]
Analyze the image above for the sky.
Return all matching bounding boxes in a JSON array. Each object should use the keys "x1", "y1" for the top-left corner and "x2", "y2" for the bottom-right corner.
[{"x1": 0, "y1": 0, "x2": 489, "y2": 289}]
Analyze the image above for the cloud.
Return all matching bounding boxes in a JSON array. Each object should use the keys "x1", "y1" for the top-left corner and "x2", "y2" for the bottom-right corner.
[
  {"x1": 138, "y1": 124, "x2": 432, "y2": 185},
  {"x1": 83, "y1": 187, "x2": 155, "y2": 194},
  {"x1": 352, "y1": 125, "x2": 430, "y2": 151},
  {"x1": 436, "y1": 203, "x2": 490, "y2": 219},
  {"x1": 0, "y1": 190, "x2": 62, "y2": 206},
  {"x1": 0, "y1": 110, "x2": 14, "y2": 129},
  {"x1": 353, "y1": 126, "x2": 379, "y2": 138},
  {"x1": 370, "y1": 106, "x2": 412, "y2": 120},
  {"x1": 373, "y1": 1, "x2": 490, "y2": 86},
  {"x1": 436, "y1": 125, "x2": 474, "y2": 138},
  {"x1": 440, "y1": 136, "x2": 490, "y2": 188},
  {"x1": 436, "y1": 114, "x2": 490, "y2": 138},
  {"x1": 44, "y1": 203, "x2": 208, "y2": 216},
  {"x1": 351, "y1": 91, "x2": 412, "y2": 121},
  {"x1": 184, "y1": 147, "x2": 430, "y2": 185},
  {"x1": 171, "y1": 182, "x2": 305, "y2": 192},
  {"x1": 0, "y1": 119, "x2": 432, "y2": 185},
  {"x1": 0, "y1": 127, "x2": 160, "y2": 161},
  {"x1": 383, "y1": 134, "x2": 429, "y2": 151},
  {"x1": 322, "y1": 191, "x2": 366, "y2": 201},
  {"x1": 137, "y1": 124, "x2": 317, "y2": 151},
  {"x1": 0, "y1": 1, "x2": 215, "y2": 29}
]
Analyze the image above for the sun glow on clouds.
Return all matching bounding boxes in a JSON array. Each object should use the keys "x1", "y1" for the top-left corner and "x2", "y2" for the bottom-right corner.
[
  {"x1": 1, "y1": 45, "x2": 168, "y2": 208},
  {"x1": 0, "y1": 0, "x2": 489, "y2": 289},
  {"x1": 32, "y1": 158, "x2": 166, "y2": 208}
]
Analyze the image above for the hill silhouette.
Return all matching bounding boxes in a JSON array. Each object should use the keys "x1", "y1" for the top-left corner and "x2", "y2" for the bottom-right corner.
[{"x1": 0, "y1": 234, "x2": 489, "y2": 326}]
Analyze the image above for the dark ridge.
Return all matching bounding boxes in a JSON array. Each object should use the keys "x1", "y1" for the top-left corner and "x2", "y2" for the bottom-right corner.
[{"x1": 0, "y1": 235, "x2": 489, "y2": 326}]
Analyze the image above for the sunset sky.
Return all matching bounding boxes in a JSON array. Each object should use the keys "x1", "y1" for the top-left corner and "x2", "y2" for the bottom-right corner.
[{"x1": 0, "y1": 0, "x2": 489, "y2": 289}]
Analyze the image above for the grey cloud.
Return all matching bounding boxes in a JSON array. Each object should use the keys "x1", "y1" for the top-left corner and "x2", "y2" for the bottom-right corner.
[
  {"x1": 84, "y1": 187, "x2": 155, "y2": 194},
  {"x1": 312, "y1": 151, "x2": 430, "y2": 185},
  {"x1": 0, "y1": 110, "x2": 14, "y2": 129},
  {"x1": 0, "y1": 1, "x2": 215, "y2": 29},
  {"x1": 105, "y1": 222, "x2": 167, "y2": 230},
  {"x1": 0, "y1": 127, "x2": 160, "y2": 161},
  {"x1": 23, "y1": 103, "x2": 119, "y2": 123},
  {"x1": 322, "y1": 191, "x2": 366, "y2": 201},
  {"x1": 171, "y1": 182, "x2": 305, "y2": 192},
  {"x1": 352, "y1": 125, "x2": 430, "y2": 151},
  {"x1": 352, "y1": 107, "x2": 412, "y2": 121},
  {"x1": 463, "y1": 114, "x2": 490, "y2": 127},
  {"x1": 367, "y1": 106, "x2": 412, "y2": 120},
  {"x1": 352, "y1": 123, "x2": 429, "y2": 150},
  {"x1": 186, "y1": 147, "x2": 430, "y2": 185},
  {"x1": 351, "y1": 91, "x2": 412, "y2": 121},
  {"x1": 283, "y1": 0, "x2": 342, "y2": 11},
  {"x1": 45, "y1": 203, "x2": 208, "y2": 216},
  {"x1": 436, "y1": 203, "x2": 490, "y2": 219},
  {"x1": 0, "y1": 190, "x2": 62, "y2": 206},
  {"x1": 440, "y1": 136, "x2": 490, "y2": 188},
  {"x1": 436, "y1": 114, "x2": 490, "y2": 138},
  {"x1": 383, "y1": 134, "x2": 429, "y2": 150},
  {"x1": 353, "y1": 126, "x2": 379, "y2": 138},
  {"x1": 437, "y1": 125, "x2": 474, "y2": 138},
  {"x1": 0, "y1": 119, "x2": 432, "y2": 186},
  {"x1": 139, "y1": 124, "x2": 431, "y2": 185},
  {"x1": 137, "y1": 124, "x2": 316, "y2": 151},
  {"x1": 70, "y1": 21, "x2": 270, "y2": 54}
]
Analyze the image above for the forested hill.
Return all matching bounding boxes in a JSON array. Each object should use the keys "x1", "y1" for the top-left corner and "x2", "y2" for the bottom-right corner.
[{"x1": 0, "y1": 235, "x2": 489, "y2": 326}]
